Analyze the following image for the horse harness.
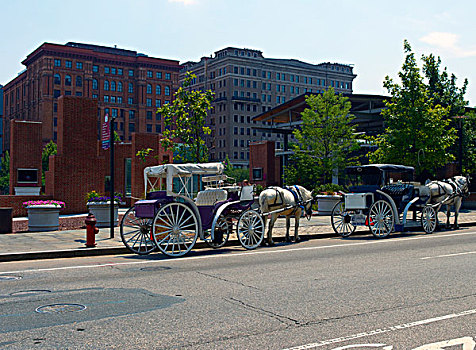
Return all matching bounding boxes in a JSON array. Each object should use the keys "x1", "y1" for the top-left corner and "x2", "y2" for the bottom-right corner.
[
  {"x1": 267, "y1": 186, "x2": 312, "y2": 220},
  {"x1": 429, "y1": 177, "x2": 466, "y2": 204}
]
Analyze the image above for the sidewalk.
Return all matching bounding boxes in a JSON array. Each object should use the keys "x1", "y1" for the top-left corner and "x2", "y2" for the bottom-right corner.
[{"x1": 1, "y1": 210, "x2": 475, "y2": 262}]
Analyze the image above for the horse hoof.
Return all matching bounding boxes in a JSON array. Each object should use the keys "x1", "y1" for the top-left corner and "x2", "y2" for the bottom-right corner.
[
  {"x1": 268, "y1": 240, "x2": 275, "y2": 246},
  {"x1": 294, "y1": 237, "x2": 301, "y2": 242}
]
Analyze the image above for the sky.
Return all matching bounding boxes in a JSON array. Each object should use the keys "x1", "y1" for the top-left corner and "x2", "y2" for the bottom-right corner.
[{"x1": 1, "y1": 0, "x2": 475, "y2": 105}]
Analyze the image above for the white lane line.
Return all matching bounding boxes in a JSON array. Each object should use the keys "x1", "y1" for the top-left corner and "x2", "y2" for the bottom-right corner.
[
  {"x1": 1, "y1": 231, "x2": 476, "y2": 275},
  {"x1": 282, "y1": 309, "x2": 476, "y2": 350},
  {"x1": 420, "y1": 251, "x2": 476, "y2": 260}
]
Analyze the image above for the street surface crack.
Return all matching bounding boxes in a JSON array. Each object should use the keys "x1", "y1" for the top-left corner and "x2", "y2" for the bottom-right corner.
[
  {"x1": 196, "y1": 271, "x2": 261, "y2": 290},
  {"x1": 227, "y1": 297, "x2": 300, "y2": 326}
]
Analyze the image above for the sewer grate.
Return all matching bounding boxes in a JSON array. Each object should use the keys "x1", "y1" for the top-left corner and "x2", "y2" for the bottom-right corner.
[
  {"x1": 10, "y1": 290, "x2": 52, "y2": 296},
  {"x1": 0, "y1": 275, "x2": 22, "y2": 281},
  {"x1": 36, "y1": 303, "x2": 87, "y2": 314}
]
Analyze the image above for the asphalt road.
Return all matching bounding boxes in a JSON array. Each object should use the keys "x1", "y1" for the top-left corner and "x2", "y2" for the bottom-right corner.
[{"x1": 0, "y1": 227, "x2": 475, "y2": 349}]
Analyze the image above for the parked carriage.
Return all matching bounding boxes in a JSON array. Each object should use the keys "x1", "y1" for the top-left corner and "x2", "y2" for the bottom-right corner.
[
  {"x1": 331, "y1": 164, "x2": 437, "y2": 238},
  {"x1": 120, "y1": 162, "x2": 265, "y2": 257}
]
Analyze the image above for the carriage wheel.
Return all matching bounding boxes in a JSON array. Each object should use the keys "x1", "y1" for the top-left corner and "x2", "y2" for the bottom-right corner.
[
  {"x1": 152, "y1": 202, "x2": 198, "y2": 257},
  {"x1": 368, "y1": 200, "x2": 394, "y2": 238},
  {"x1": 237, "y1": 210, "x2": 264, "y2": 250},
  {"x1": 331, "y1": 200, "x2": 356, "y2": 237},
  {"x1": 120, "y1": 206, "x2": 157, "y2": 255},
  {"x1": 421, "y1": 205, "x2": 437, "y2": 234},
  {"x1": 205, "y1": 215, "x2": 232, "y2": 249}
]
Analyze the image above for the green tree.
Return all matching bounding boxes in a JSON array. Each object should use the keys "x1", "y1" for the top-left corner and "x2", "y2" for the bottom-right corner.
[
  {"x1": 41, "y1": 141, "x2": 57, "y2": 186},
  {"x1": 287, "y1": 88, "x2": 359, "y2": 185},
  {"x1": 223, "y1": 155, "x2": 249, "y2": 183},
  {"x1": 0, "y1": 152, "x2": 9, "y2": 195},
  {"x1": 158, "y1": 72, "x2": 214, "y2": 163},
  {"x1": 462, "y1": 112, "x2": 476, "y2": 174},
  {"x1": 369, "y1": 40, "x2": 457, "y2": 178}
]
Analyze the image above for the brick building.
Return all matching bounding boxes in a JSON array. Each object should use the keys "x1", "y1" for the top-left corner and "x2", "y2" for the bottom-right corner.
[
  {"x1": 0, "y1": 84, "x2": 3, "y2": 155},
  {"x1": 2, "y1": 42, "x2": 180, "y2": 152},
  {"x1": 181, "y1": 47, "x2": 357, "y2": 167}
]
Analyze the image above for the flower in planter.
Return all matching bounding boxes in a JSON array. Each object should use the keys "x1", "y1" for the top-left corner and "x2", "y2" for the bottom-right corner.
[
  {"x1": 86, "y1": 191, "x2": 122, "y2": 204},
  {"x1": 23, "y1": 200, "x2": 66, "y2": 208}
]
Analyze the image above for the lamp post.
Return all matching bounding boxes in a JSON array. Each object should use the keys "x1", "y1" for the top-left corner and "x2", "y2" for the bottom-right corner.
[{"x1": 109, "y1": 114, "x2": 116, "y2": 238}]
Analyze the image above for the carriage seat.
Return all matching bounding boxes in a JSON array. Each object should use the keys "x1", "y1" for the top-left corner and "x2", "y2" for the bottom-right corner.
[
  {"x1": 240, "y1": 185, "x2": 254, "y2": 201},
  {"x1": 195, "y1": 189, "x2": 228, "y2": 206}
]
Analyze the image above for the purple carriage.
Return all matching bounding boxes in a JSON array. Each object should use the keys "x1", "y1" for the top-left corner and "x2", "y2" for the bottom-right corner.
[{"x1": 120, "y1": 162, "x2": 264, "y2": 257}]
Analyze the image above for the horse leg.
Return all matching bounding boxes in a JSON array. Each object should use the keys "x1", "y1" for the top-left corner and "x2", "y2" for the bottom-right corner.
[
  {"x1": 284, "y1": 216, "x2": 291, "y2": 242},
  {"x1": 446, "y1": 205, "x2": 451, "y2": 229},
  {"x1": 294, "y1": 214, "x2": 301, "y2": 242},
  {"x1": 454, "y1": 198, "x2": 462, "y2": 229},
  {"x1": 267, "y1": 214, "x2": 276, "y2": 246}
]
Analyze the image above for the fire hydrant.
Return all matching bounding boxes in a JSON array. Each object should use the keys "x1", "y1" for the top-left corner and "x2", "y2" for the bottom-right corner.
[{"x1": 85, "y1": 212, "x2": 99, "y2": 247}]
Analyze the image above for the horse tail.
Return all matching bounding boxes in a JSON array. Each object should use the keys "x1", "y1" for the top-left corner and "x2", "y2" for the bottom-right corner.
[{"x1": 259, "y1": 191, "x2": 269, "y2": 214}]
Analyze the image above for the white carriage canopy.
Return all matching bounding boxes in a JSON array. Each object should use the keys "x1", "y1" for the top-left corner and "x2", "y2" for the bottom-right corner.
[{"x1": 144, "y1": 162, "x2": 225, "y2": 197}]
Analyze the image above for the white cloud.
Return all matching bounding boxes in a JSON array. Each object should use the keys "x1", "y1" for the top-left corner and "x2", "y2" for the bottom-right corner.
[
  {"x1": 420, "y1": 32, "x2": 476, "y2": 58},
  {"x1": 168, "y1": 0, "x2": 196, "y2": 5}
]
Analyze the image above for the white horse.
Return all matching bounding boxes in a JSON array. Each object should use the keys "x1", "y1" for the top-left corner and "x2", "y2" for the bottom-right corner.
[
  {"x1": 258, "y1": 185, "x2": 314, "y2": 245},
  {"x1": 426, "y1": 175, "x2": 470, "y2": 229}
]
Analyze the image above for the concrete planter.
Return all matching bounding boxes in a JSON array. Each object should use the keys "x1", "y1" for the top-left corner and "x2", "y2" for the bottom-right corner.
[
  {"x1": 27, "y1": 205, "x2": 61, "y2": 232},
  {"x1": 315, "y1": 195, "x2": 341, "y2": 216},
  {"x1": 87, "y1": 202, "x2": 118, "y2": 228}
]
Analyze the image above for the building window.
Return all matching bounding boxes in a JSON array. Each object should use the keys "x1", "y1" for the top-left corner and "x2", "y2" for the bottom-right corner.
[
  {"x1": 93, "y1": 65, "x2": 99, "y2": 73},
  {"x1": 104, "y1": 95, "x2": 109, "y2": 102},
  {"x1": 54, "y1": 74, "x2": 61, "y2": 84},
  {"x1": 146, "y1": 124, "x2": 152, "y2": 133},
  {"x1": 65, "y1": 91, "x2": 71, "y2": 96},
  {"x1": 76, "y1": 76, "x2": 82, "y2": 87},
  {"x1": 156, "y1": 112, "x2": 161, "y2": 121},
  {"x1": 147, "y1": 71, "x2": 153, "y2": 78},
  {"x1": 128, "y1": 83, "x2": 133, "y2": 93},
  {"x1": 117, "y1": 97, "x2": 123, "y2": 104},
  {"x1": 76, "y1": 62, "x2": 83, "y2": 70},
  {"x1": 92, "y1": 94, "x2": 98, "y2": 99},
  {"x1": 111, "y1": 96, "x2": 116, "y2": 103},
  {"x1": 118, "y1": 68, "x2": 123, "y2": 75},
  {"x1": 54, "y1": 59, "x2": 61, "y2": 67},
  {"x1": 104, "y1": 80, "x2": 109, "y2": 90},
  {"x1": 146, "y1": 98, "x2": 152, "y2": 107},
  {"x1": 111, "y1": 68, "x2": 116, "y2": 75},
  {"x1": 105, "y1": 67, "x2": 110, "y2": 74},
  {"x1": 65, "y1": 60, "x2": 72, "y2": 68},
  {"x1": 129, "y1": 123, "x2": 135, "y2": 132},
  {"x1": 128, "y1": 70, "x2": 134, "y2": 77},
  {"x1": 129, "y1": 110, "x2": 135, "y2": 119},
  {"x1": 155, "y1": 125, "x2": 161, "y2": 133},
  {"x1": 156, "y1": 85, "x2": 161, "y2": 94},
  {"x1": 156, "y1": 99, "x2": 161, "y2": 107},
  {"x1": 165, "y1": 73, "x2": 171, "y2": 80},
  {"x1": 65, "y1": 75, "x2": 71, "y2": 86},
  {"x1": 92, "y1": 79, "x2": 98, "y2": 90},
  {"x1": 128, "y1": 97, "x2": 133, "y2": 105},
  {"x1": 164, "y1": 86, "x2": 170, "y2": 96},
  {"x1": 54, "y1": 103, "x2": 58, "y2": 112},
  {"x1": 147, "y1": 111, "x2": 152, "y2": 119},
  {"x1": 156, "y1": 72, "x2": 162, "y2": 79},
  {"x1": 111, "y1": 81, "x2": 116, "y2": 91},
  {"x1": 74, "y1": 91, "x2": 81, "y2": 97},
  {"x1": 147, "y1": 84, "x2": 152, "y2": 94},
  {"x1": 117, "y1": 82, "x2": 123, "y2": 92}
]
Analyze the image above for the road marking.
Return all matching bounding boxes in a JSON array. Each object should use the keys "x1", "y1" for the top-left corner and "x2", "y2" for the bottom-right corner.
[
  {"x1": 420, "y1": 251, "x2": 476, "y2": 260},
  {"x1": 1, "y1": 231, "x2": 475, "y2": 275},
  {"x1": 282, "y1": 309, "x2": 476, "y2": 350}
]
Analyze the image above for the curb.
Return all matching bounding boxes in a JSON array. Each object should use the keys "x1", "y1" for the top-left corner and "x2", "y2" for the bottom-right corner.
[{"x1": 0, "y1": 221, "x2": 474, "y2": 263}]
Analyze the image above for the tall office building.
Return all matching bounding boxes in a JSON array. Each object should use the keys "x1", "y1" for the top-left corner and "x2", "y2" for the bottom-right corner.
[
  {"x1": 181, "y1": 47, "x2": 357, "y2": 167},
  {"x1": 0, "y1": 84, "x2": 3, "y2": 155},
  {"x1": 2, "y1": 42, "x2": 180, "y2": 152}
]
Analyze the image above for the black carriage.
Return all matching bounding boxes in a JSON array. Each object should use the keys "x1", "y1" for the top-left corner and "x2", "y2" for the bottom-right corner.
[
  {"x1": 120, "y1": 163, "x2": 264, "y2": 257},
  {"x1": 331, "y1": 164, "x2": 437, "y2": 238}
]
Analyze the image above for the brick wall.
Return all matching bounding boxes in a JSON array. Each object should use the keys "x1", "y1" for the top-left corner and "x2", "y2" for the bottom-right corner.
[
  {"x1": 0, "y1": 195, "x2": 52, "y2": 217},
  {"x1": 100, "y1": 142, "x2": 132, "y2": 197},
  {"x1": 45, "y1": 96, "x2": 105, "y2": 214},
  {"x1": 249, "y1": 141, "x2": 281, "y2": 187},
  {"x1": 9, "y1": 120, "x2": 43, "y2": 194}
]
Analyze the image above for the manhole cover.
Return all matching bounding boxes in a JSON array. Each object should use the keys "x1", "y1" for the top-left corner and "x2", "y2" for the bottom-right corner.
[
  {"x1": 140, "y1": 266, "x2": 171, "y2": 272},
  {"x1": 0, "y1": 275, "x2": 22, "y2": 281},
  {"x1": 36, "y1": 303, "x2": 87, "y2": 314},
  {"x1": 10, "y1": 290, "x2": 51, "y2": 296}
]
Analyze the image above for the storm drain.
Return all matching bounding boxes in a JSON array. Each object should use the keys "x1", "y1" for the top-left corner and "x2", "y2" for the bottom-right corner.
[
  {"x1": 36, "y1": 303, "x2": 87, "y2": 314},
  {"x1": 10, "y1": 290, "x2": 51, "y2": 296},
  {"x1": 140, "y1": 266, "x2": 172, "y2": 272},
  {"x1": 0, "y1": 275, "x2": 22, "y2": 281}
]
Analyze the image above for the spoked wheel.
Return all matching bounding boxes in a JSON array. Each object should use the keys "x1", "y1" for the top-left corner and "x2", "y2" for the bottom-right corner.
[
  {"x1": 421, "y1": 205, "x2": 437, "y2": 233},
  {"x1": 331, "y1": 200, "x2": 357, "y2": 237},
  {"x1": 237, "y1": 210, "x2": 264, "y2": 249},
  {"x1": 152, "y1": 202, "x2": 198, "y2": 257},
  {"x1": 205, "y1": 215, "x2": 232, "y2": 249},
  {"x1": 368, "y1": 200, "x2": 394, "y2": 238},
  {"x1": 120, "y1": 206, "x2": 157, "y2": 255}
]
